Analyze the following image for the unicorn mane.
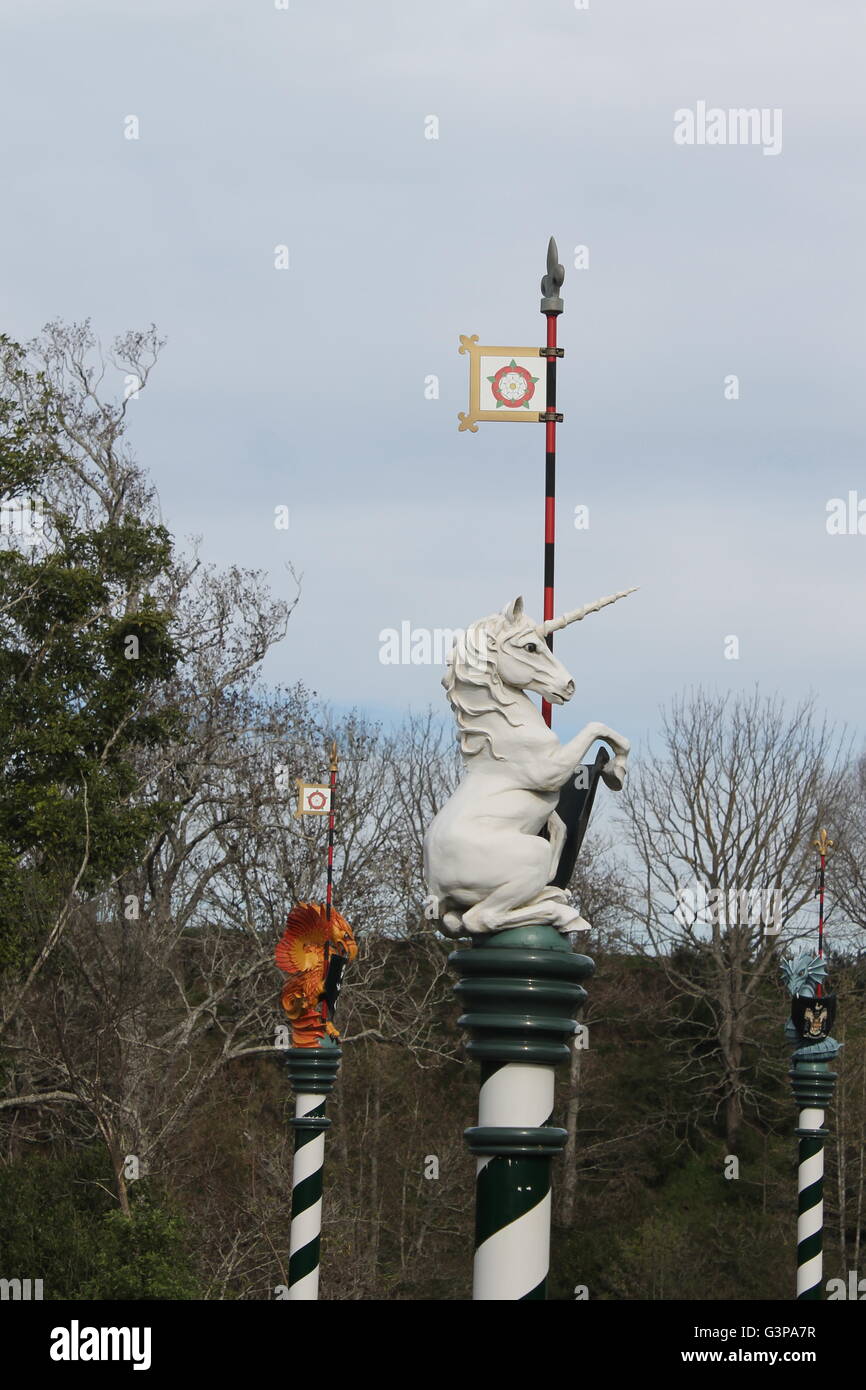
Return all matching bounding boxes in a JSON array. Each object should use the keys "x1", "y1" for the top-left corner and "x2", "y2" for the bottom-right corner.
[{"x1": 442, "y1": 612, "x2": 526, "y2": 760}]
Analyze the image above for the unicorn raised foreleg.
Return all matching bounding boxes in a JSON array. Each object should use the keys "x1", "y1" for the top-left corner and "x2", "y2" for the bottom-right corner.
[{"x1": 423, "y1": 590, "x2": 634, "y2": 937}]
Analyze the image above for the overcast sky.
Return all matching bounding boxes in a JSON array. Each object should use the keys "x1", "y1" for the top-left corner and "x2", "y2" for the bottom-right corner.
[{"x1": 2, "y1": 0, "x2": 864, "y2": 756}]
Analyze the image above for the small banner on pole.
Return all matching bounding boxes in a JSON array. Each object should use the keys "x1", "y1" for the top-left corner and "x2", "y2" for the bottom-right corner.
[
  {"x1": 295, "y1": 780, "x2": 332, "y2": 816},
  {"x1": 457, "y1": 335, "x2": 547, "y2": 431}
]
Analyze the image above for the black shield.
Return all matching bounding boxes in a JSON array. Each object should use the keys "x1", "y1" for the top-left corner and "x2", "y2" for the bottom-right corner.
[
  {"x1": 322, "y1": 953, "x2": 347, "y2": 1020},
  {"x1": 791, "y1": 993, "x2": 836, "y2": 1042},
  {"x1": 545, "y1": 747, "x2": 610, "y2": 890}
]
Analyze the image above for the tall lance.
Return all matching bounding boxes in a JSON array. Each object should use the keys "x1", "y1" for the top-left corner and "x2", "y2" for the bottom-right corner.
[
  {"x1": 539, "y1": 235, "x2": 565, "y2": 729},
  {"x1": 276, "y1": 741, "x2": 357, "y2": 1300},
  {"x1": 780, "y1": 827, "x2": 841, "y2": 1301},
  {"x1": 458, "y1": 236, "x2": 564, "y2": 728},
  {"x1": 453, "y1": 239, "x2": 615, "y2": 1299}
]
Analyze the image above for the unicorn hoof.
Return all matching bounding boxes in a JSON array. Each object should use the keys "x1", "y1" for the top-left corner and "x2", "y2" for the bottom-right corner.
[
  {"x1": 602, "y1": 757, "x2": 627, "y2": 791},
  {"x1": 553, "y1": 903, "x2": 589, "y2": 932},
  {"x1": 440, "y1": 911, "x2": 465, "y2": 937},
  {"x1": 460, "y1": 905, "x2": 498, "y2": 934}
]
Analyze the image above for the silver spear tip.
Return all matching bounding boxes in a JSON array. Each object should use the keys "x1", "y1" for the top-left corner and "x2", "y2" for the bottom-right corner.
[{"x1": 541, "y1": 237, "x2": 564, "y2": 314}]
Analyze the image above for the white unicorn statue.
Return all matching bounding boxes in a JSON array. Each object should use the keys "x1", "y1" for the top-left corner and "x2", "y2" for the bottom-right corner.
[{"x1": 423, "y1": 590, "x2": 635, "y2": 937}]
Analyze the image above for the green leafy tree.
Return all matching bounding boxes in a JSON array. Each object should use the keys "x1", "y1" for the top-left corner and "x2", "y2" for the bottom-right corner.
[
  {"x1": 0, "y1": 1148, "x2": 201, "y2": 1299},
  {"x1": 0, "y1": 326, "x2": 182, "y2": 984}
]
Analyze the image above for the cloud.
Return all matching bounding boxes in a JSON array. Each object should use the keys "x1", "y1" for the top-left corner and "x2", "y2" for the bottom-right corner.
[{"x1": 1, "y1": 0, "x2": 861, "y2": 746}]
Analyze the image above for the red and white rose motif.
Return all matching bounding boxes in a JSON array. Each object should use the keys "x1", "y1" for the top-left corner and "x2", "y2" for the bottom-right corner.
[{"x1": 487, "y1": 360, "x2": 539, "y2": 409}]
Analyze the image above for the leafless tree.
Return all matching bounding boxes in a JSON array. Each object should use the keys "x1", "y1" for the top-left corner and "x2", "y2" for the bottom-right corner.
[{"x1": 619, "y1": 688, "x2": 850, "y2": 1152}]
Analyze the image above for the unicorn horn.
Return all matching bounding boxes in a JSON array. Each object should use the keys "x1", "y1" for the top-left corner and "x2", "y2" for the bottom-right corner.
[{"x1": 538, "y1": 587, "x2": 638, "y2": 636}]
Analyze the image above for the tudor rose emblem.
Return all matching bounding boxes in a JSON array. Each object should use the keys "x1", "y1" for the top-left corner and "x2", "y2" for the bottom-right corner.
[{"x1": 487, "y1": 359, "x2": 539, "y2": 410}]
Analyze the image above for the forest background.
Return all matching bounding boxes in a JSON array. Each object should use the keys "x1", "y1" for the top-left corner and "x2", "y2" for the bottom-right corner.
[{"x1": 1, "y1": 326, "x2": 863, "y2": 1301}]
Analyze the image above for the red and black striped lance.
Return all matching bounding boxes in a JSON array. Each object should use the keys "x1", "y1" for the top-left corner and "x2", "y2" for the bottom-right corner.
[
  {"x1": 540, "y1": 237, "x2": 565, "y2": 729},
  {"x1": 326, "y1": 741, "x2": 337, "y2": 920},
  {"x1": 814, "y1": 828, "x2": 832, "y2": 998}
]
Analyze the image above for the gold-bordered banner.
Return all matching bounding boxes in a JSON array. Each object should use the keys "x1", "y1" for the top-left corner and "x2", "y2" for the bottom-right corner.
[
  {"x1": 295, "y1": 780, "x2": 332, "y2": 816},
  {"x1": 457, "y1": 335, "x2": 547, "y2": 432}
]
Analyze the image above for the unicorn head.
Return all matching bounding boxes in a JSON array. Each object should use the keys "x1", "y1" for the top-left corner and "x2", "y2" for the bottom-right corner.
[
  {"x1": 443, "y1": 589, "x2": 636, "y2": 756},
  {"x1": 446, "y1": 589, "x2": 636, "y2": 701}
]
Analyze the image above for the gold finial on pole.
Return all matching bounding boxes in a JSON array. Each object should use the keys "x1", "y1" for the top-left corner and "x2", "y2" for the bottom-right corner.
[
  {"x1": 814, "y1": 828, "x2": 833, "y2": 857},
  {"x1": 329, "y1": 740, "x2": 338, "y2": 774}
]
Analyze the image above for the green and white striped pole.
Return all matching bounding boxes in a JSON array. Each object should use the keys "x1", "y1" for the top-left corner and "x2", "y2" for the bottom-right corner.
[
  {"x1": 783, "y1": 828, "x2": 841, "y2": 1302},
  {"x1": 792, "y1": 1095, "x2": 830, "y2": 1298},
  {"x1": 278, "y1": 746, "x2": 356, "y2": 1301},
  {"x1": 451, "y1": 923, "x2": 593, "y2": 1300},
  {"x1": 790, "y1": 1048, "x2": 839, "y2": 1299},
  {"x1": 285, "y1": 1038, "x2": 342, "y2": 1300}
]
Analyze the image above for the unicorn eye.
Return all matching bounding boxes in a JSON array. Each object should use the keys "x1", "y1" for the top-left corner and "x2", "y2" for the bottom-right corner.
[{"x1": 524, "y1": 642, "x2": 538, "y2": 653}]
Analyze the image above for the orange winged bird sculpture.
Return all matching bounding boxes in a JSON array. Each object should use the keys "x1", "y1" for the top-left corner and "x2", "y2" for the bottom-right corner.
[{"x1": 275, "y1": 901, "x2": 358, "y2": 1047}]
